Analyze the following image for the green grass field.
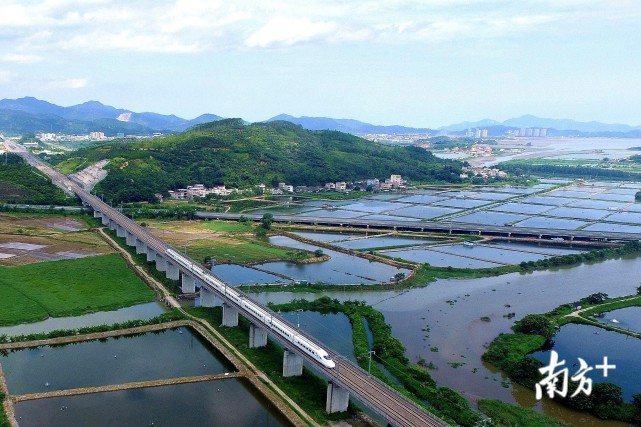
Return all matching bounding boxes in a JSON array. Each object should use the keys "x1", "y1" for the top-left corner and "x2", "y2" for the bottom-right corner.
[
  {"x1": 0, "y1": 253, "x2": 155, "y2": 326},
  {"x1": 187, "y1": 237, "x2": 308, "y2": 264},
  {"x1": 199, "y1": 220, "x2": 254, "y2": 233}
]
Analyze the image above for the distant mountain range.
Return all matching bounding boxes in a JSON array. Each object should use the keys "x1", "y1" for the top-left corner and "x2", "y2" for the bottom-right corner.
[
  {"x1": 0, "y1": 97, "x2": 223, "y2": 135},
  {"x1": 266, "y1": 114, "x2": 436, "y2": 135},
  {"x1": 1, "y1": 97, "x2": 640, "y2": 138}
]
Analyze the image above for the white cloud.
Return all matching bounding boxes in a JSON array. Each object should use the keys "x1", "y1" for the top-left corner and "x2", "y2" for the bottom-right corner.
[
  {"x1": 245, "y1": 18, "x2": 338, "y2": 48},
  {"x1": 0, "y1": 0, "x2": 638, "y2": 56},
  {"x1": 0, "y1": 71, "x2": 14, "y2": 84},
  {"x1": 1, "y1": 53, "x2": 42, "y2": 63},
  {"x1": 49, "y1": 77, "x2": 88, "y2": 89}
]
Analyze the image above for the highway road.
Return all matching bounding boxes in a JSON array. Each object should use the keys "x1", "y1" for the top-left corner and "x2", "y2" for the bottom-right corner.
[
  {"x1": 3, "y1": 139, "x2": 448, "y2": 427},
  {"x1": 197, "y1": 212, "x2": 641, "y2": 242}
]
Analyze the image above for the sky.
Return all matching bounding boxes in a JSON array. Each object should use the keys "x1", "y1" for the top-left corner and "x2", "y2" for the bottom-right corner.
[{"x1": 0, "y1": 0, "x2": 640, "y2": 127}]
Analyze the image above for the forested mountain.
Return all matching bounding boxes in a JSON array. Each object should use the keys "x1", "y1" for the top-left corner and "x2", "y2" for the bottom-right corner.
[
  {"x1": 50, "y1": 119, "x2": 464, "y2": 203},
  {"x1": 0, "y1": 97, "x2": 224, "y2": 134}
]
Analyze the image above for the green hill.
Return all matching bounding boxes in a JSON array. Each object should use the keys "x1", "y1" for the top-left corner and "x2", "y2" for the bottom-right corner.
[
  {"x1": 50, "y1": 119, "x2": 464, "y2": 203},
  {"x1": 0, "y1": 154, "x2": 79, "y2": 205}
]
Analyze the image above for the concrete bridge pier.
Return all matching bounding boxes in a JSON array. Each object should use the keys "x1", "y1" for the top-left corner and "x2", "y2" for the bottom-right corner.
[
  {"x1": 135, "y1": 239, "x2": 147, "y2": 255},
  {"x1": 222, "y1": 302, "x2": 239, "y2": 327},
  {"x1": 181, "y1": 273, "x2": 196, "y2": 293},
  {"x1": 570, "y1": 236, "x2": 575, "y2": 241},
  {"x1": 146, "y1": 248, "x2": 156, "y2": 262},
  {"x1": 200, "y1": 287, "x2": 221, "y2": 307},
  {"x1": 282, "y1": 349, "x2": 303, "y2": 377},
  {"x1": 116, "y1": 224, "x2": 126, "y2": 238},
  {"x1": 155, "y1": 255, "x2": 167, "y2": 272},
  {"x1": 126, "y1": 231, "x2": 136, "y2": 246},
  {"x1": 249, "y1": 324, "x2": 268, "y2": 348},
  {"x1": 101, "y1": 216, "x2": 110, "y2": 226},
  {"x1": 326, "y1": 381, "x2": 349, "y2": 414},
  {"x1": 109, "y1": 219, "x2": 117, "y2": 231},
  {"x1": 93, "y1": 210, "x2": 101, "y2": 219},
  {"x1": 166, "y1": 262, "x2": 180, "y2": 280}
]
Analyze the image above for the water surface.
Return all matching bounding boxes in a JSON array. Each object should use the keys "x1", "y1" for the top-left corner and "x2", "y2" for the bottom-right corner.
[{"x1": 14, "y1": 378, "x2": 291, "y2": 427}]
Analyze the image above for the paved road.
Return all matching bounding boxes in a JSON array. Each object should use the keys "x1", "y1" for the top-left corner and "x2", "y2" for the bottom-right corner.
[
  {"x1": 4, "y1": 141, "x2": 447, "y2": 427},
  {"x1": 197, "y1": 212, "x2": 641, "y2": 242}
]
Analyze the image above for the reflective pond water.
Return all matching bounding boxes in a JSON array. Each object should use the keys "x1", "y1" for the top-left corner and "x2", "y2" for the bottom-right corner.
[
  {"x1": 515, "y1": 217, "x2": 588, "y2": 230},
  {"x1": 1, "y1": 327, "x2": 232, "y2": 394},
  {"x1": 331, "y1": 236, "x2": 437, "y2": 250},
  {"x1": 260, "y1": 236, "x2": 410, "y2": 284},
  {"x1": 212, "y1": 264, "x2": 284, "y2": 286},
  {"x1": 593, "y1": 307, "x2": 641, "y2": 333},
  {"x1": 453, "y1": 211, "x2": 528, "y2": 226},
  {"x1": 0, "y1": 302, "x2": 167, "y2": 337},
  {"x1": 14, "y1": 378, "x2": 291, "y2": 427}
]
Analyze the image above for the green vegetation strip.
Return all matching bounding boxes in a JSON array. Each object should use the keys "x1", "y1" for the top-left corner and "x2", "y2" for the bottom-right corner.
[
  {"x1": 477, "y1": 400, "x2": 566, "y2": 427},
  {"x1": 0, "y1": 311, "x2": 183, "y2": 344},
  {"x1": 0, "y1": 392, "x2": 8, "y2": 427},
  {"x1": 483, "y1": 294, "x2": 641, "y2": 424},
  {"x1": 0, "y1": 253, "x2": 155, "y2": 326}
]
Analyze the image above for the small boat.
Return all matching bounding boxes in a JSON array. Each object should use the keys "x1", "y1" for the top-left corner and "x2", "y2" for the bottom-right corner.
[
  {"x1": 611, "y1": 319, "x2": 620, "y2": 324},
  {"x1": 463, "y1": 241, "x2": 474, "y2": 247}
]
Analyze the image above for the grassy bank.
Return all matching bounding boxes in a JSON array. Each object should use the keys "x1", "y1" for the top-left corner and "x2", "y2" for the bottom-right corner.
[
  {"x1": 483, "y1": 294, "x2": 641, "y2": 424},
  {"x1": 0, "y1": 253, "x2": 155, "y2": 326},
  {"x1": 477, "y1": 399, "x2": 566, "y2": 427},
  {"x1": 0, "y1": 392, "x2": 8, "y2": 427}
]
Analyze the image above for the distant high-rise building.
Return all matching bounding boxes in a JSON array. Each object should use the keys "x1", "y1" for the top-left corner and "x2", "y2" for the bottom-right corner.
[
  {"x1": 526, "y1": 128, "x2": 534, "y2": 137},
  {"x1": 533, "y1": 128, "x2": 541, "y2": 137},
  {"x1": 540, "y1": 128, "x2": 548, "y2": 137},
  {"x1": 481, "y1": 129, "x2": 488, "y2": 138}
]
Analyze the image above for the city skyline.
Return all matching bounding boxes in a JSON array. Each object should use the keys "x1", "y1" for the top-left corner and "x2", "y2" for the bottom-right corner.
[{"x1": 0, "y1": 0, "x2": 639, "y2": 128}]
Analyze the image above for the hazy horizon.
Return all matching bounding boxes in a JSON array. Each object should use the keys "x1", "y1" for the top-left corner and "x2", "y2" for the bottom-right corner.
[{"x1": 0, "y1": 1, "x2": 639, "y2": 127}]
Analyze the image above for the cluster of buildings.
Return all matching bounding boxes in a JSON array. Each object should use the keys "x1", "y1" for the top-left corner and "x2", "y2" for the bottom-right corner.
[
  {"x1": 465, "y1": 128, "x2": 489, "y2": 138},
  {"x1": 168, "y1": 184, "x2": 236, "y2": 200},
  {"x1": 508, "y1": 128, "x2": 548, "y2": 137},
  {"x1": 168, "y1": 175, "x2": 407, "y2": 200},
  {"x1": 37, "y1": 132, "x2": 152, "y2": 142},
  {"x1": 448, "y1": 143, "x2": 493, "y2": 157},
  {"x1": 460, "y1": 166, "x2": 508, "y2": 179}
]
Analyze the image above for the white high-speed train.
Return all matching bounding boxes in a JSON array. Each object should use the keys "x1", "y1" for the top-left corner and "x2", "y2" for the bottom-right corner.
[{"x1": 166, "y1": 248, "x2": 336, "y2": 369}]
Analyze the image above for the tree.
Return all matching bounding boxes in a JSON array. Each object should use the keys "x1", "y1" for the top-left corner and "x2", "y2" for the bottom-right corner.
[
  {"x1": 591, "y1": 382, "x2": 623, "y2": 407},
  {"x1": 632, "y1": 393, "x2": 641, "y2": 409},
  {"x1": 635, "y1": 191, "x2": 641, "y2": 202},
  {"x1": 584, "y1": 292, "x2": 609, "y2": 304},
  {"x1": 314, "y1": 249, "x2": 324, "y2": 257},
  {"x1": 394, "y1": 272, "x2": 406, "y2": 282},
  {"x1": 260, "y1": 213, "x2": 273, "y2": 230},
  {"x1": 512, "y1": 314, "x2": 556, "y2": 340},
  {"x1": 637, "y1": 285, "x2": 641, "y2": 296}
]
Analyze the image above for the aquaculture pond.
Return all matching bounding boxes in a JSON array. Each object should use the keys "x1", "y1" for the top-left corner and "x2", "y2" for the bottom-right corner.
[
  {"x1": 531, "y1": 323, "x2": 641, "y2": 400},
  {"x1": 1, "y1": 327, "x2": 232, "y2": 395},
  {"x1": 260, "y1": 236, "x2": 410, "y2": 284},
  {"x1": 593, "y1": 306, "x2": 641, "y2": 333},
  {"x1": 0, "y1": 302, "x2": 167, "y2": 336},
  {"x1": 14, "y1": 378, "x2": 292, "y2": 427}
]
